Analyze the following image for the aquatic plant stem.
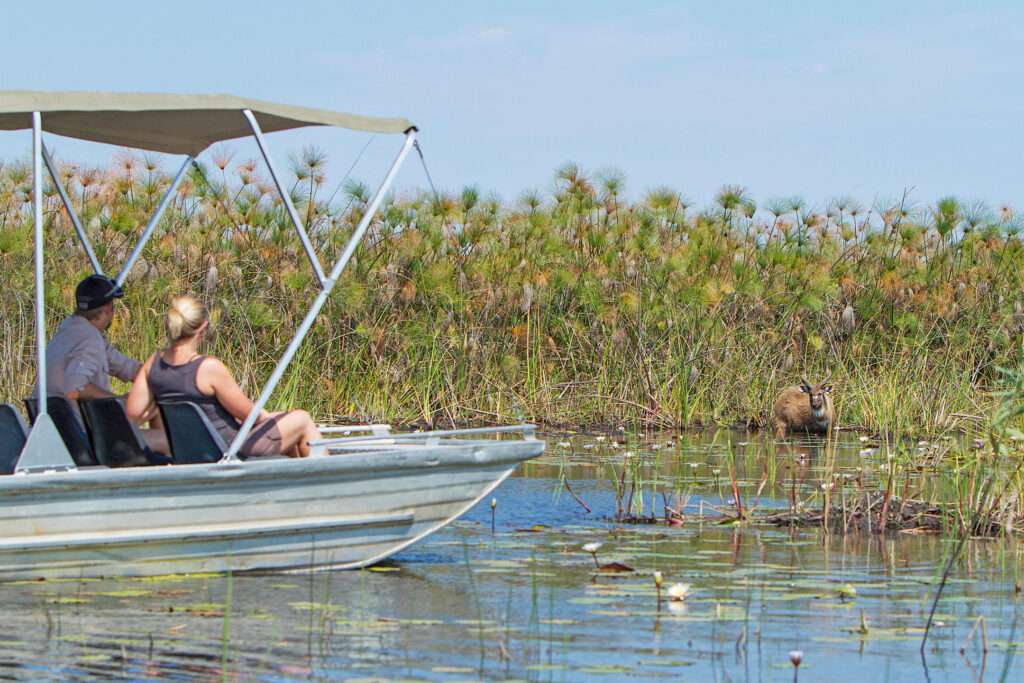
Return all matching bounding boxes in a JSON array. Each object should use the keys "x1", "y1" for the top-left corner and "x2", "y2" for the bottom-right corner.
[
  {"x1": 563, "y1": 479, "x2": 592, "y2": 513},
  {"x1": 221, "y1": 569, "x2": 233, "y2": 683},
  {"x1": 921, "y1": 474, "x2": 995, "y2": 655}
]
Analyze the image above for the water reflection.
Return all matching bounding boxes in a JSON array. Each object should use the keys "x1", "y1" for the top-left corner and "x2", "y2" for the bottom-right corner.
[{"x1": 0, "y1": 430, "x2": 1019, "y2": 681}]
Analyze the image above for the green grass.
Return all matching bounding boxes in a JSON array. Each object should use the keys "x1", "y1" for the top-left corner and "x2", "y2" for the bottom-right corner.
[{"x1": 0, "y1": 154, "x2": 1021, "y2": 435}]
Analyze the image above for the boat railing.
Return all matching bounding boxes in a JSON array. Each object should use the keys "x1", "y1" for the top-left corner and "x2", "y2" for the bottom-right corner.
[
  {"x1": 309, "y1": 424, "x2": 538, "y2": 450},
  {"x1": 317, "y1": 424, "x2": 392, "y2": 437}
]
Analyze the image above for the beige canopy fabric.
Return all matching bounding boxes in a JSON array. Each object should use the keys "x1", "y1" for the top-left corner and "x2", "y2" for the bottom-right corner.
[{"x1": 0, "y1": 91, "x2": 414, "y2": 156}]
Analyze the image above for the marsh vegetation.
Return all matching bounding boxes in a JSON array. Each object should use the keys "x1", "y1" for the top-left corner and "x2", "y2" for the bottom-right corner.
[{"x1": 0, "y1": 153, "x2": 1021, "y2": 435}]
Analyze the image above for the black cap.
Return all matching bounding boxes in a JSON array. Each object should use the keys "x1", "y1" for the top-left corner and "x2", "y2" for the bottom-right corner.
[{"x1": 75, "y1": 275, "x2": 124, "y2": 312}]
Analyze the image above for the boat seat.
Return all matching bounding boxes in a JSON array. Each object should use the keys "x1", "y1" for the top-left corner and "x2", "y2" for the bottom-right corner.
[
  {"x1": 78, "y1": 397, "x2": 173, "y2": 467},
  {"x1": 157, "y1": 401, "x2": 231, "y2": 464},
  {"x1": 0, "y1": 403, "x2": 28, "y2": 475},
  {"x1": 24, "y1": 396, "x2": 98, "y2": 467}
]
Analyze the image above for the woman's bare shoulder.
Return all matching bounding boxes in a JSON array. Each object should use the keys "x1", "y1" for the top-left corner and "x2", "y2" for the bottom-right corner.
[{"x1": 197, "y1": 355, "x2": 233, "y2": 380}]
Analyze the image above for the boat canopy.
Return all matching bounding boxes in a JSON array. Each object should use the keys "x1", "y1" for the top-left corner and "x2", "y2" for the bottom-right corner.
[
  {"x1": 6, "y1": 91, "x2": 420, "y2": 472},
  {"x1": 0, "y1": 91, "x2": 414, "y2": 155}
]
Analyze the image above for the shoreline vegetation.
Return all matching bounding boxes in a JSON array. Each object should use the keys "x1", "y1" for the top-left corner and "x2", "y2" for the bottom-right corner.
[{"x1": 0, "y1": 151, "x2": 1022, "y2": 437}]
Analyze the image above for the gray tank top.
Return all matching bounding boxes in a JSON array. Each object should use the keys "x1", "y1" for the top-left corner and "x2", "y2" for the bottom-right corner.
[{"x1": 148, "y1": 354, "x2": 241, "y2": 445}]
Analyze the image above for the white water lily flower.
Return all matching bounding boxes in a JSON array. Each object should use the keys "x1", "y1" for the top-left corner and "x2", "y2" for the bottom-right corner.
[
  {"x1": 595, "y1": 435, "x2": 606, "y2": 442},
  {"x1": 859, "y1": 435, "x2": 869, "y2": 442},
  {"x1": 582, "y1": 542, "x2": 603, "y2": 554},
  {"x1": 789, "y1": 650, "x2": 803, "y2": 667},
  {"x1": 712, "y1": 469, "x2": 721, "y2": 476},
  {"x1": 557, "y1": 441, "x2": 571, "y2": 448},
  {"x1": 667, "y1": 583, "x2": 690, "y2": 601}
]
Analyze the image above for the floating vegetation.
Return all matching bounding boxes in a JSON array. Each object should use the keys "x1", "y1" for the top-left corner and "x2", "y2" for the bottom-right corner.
[{"x1": 2, "y1": 439, "x2": 1024, "y2": 681}]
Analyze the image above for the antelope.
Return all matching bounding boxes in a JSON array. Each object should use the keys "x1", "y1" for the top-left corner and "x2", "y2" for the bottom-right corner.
[{"x1": 773, "y1": 377, "x2": 834, "y2": 437}]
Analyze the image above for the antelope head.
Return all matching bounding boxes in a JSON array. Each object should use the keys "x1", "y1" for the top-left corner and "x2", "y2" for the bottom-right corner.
[{"x1": 799, "y1": 376, "x2": 833, "y2": 416}]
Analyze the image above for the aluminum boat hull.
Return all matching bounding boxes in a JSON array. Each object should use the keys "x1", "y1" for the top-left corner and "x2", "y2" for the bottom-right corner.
[{"x1": 0, "y1": 438, "x2": 542, "y2": 580}]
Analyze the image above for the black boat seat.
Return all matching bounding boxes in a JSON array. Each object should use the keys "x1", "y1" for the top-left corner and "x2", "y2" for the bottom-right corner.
[
  {"x1": 157, "y1": 400, "x2": 230, "y2": 464},
  {"x1": 0, "y1": 403, "x2": 28, "y2": 475},
  {"x1": 24, "y1": 395, "x2": 98, "y2": 467},
  {"x1": 78, "y1": 397, "x2": 172, "y2": 467}
]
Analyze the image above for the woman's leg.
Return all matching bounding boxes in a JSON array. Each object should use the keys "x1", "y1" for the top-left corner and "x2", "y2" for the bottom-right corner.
[{"x1": 263, "y1": 410, "x2": 322, "y2": 457}]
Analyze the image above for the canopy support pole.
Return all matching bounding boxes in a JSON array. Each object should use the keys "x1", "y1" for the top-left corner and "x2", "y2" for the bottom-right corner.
[
  {"x1": 222, "y1": 129, "x2": 417, "y2": 461},
  {"x1": 242, "y1": 109, "x2": 326, "y2": 286},
  {"x1": 115, "y1": 155, "x2": 192, "y2": 286},
  {"x1": 41, "y1": 144, "x2": 104, "y2": 275},
  {"x1": 16, "y1": 112, "x2": 75, "y2": 473},
  {"x1": 32, "y1": 113, "x2": 46, "y2": 418}
]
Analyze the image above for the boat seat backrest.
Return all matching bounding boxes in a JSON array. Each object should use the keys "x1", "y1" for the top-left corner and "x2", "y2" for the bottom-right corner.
[
  {"x1": 157, "y1": 401, "x2": 229, "y2": 464},
  {"x1": 0, "y1": 403, "x2": 28, "y2": 475},
  {"x1": 78, "y1": 397, "x2": 172, "y2": 468},
  {"x1": 24, "y1": 396, "x2": 98, "y2": 467}
]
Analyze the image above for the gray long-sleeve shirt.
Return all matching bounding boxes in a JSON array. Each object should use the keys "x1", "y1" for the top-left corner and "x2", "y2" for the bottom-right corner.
[{"x1": 45, "y1": 315, "x2": 141, "y2": 396}]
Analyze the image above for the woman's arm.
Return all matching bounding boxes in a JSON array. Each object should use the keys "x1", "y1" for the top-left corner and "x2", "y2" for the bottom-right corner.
[
  {"x1": 196, "y1": 357, "x2": 270, "y2": 425},
  {"x1": 125, "y1": 353, "x2": 158, "y2": 422}
]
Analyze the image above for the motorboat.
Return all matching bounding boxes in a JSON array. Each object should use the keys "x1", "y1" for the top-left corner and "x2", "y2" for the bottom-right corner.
[{"x1": 0, "y1": 91, "x2": 543, "y2": 580}]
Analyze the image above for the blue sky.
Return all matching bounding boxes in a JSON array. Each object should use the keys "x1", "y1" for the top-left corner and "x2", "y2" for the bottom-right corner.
[{"x1": 1, "y1": 1, "x2": 1020, "y2": 210}]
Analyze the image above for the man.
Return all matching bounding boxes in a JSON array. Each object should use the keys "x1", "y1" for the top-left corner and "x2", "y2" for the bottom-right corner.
[{"x1": 46, "y1": 274, "x2": 168, "y2": 453}]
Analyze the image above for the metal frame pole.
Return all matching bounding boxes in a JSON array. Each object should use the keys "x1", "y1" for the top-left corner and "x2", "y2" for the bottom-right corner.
[
  {"x1": 31, "y1": 113, "x2": 47, "y2": 417},
  {"x1": 242, "y1": 109, "x2": 327, "y2": 286},
  {"x1": 41, "y1": 144, "x2": 103, "y2": 275},
  {"x1": 115, "y1": 155, "x2": 192, "y2": 286},
  {"x1": 223, "y1": 129, "x2": 417, "y2": 461}
]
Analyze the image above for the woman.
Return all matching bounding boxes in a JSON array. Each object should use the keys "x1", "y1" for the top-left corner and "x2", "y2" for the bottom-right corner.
[{"x1": 127, "y1": 295, "x2": 322, "y2": 458}]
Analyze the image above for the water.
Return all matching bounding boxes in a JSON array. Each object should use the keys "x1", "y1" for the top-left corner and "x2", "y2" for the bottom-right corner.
[{"x1": 1, "y1": 431, "x2": 1021, "y2": 681}]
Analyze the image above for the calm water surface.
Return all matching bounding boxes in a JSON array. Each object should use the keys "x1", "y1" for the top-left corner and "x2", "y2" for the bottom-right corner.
[{"x1": 1, "y1": 431, "x2": 1021, "y2": 682}]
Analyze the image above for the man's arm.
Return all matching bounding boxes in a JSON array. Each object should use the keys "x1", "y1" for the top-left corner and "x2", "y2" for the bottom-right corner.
[
  {"x1": 106, "y1": 343, "x2": 142, "y2": 384},
  {"x1": 67, "y1": 383, "x2": 117, "y2": 400},
  {"x1": 64, "y1": 352, "x2": 107, "y2": 400}
]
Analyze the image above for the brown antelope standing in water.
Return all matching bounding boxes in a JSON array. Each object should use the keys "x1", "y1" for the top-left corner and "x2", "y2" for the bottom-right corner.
[{"x1": 772, "y1": 378, "x2": 834, "y2": 437}]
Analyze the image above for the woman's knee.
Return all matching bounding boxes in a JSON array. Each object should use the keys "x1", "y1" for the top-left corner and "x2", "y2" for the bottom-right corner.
[
  {"x1": 292, "y1": 410, "x2": 321, "y2": 435},
  {"x1": 281, "y1": 409, "x2": 310, "y2": 427}
]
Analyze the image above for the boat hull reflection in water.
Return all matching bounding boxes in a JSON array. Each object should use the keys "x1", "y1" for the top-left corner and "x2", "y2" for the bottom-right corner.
[{"x1": 0, "y1": 438, "x2": 541, "y2": 580}]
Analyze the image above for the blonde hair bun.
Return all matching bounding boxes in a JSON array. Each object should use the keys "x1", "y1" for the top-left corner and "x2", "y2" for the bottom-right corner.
[{"x1": 166, "y1": 295, "x2": 208, "y2": 343}]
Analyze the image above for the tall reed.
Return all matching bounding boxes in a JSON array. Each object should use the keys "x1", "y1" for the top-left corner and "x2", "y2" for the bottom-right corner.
[{"x1": 0, "y1": 154, "x2": 1020, "y2": 434}]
